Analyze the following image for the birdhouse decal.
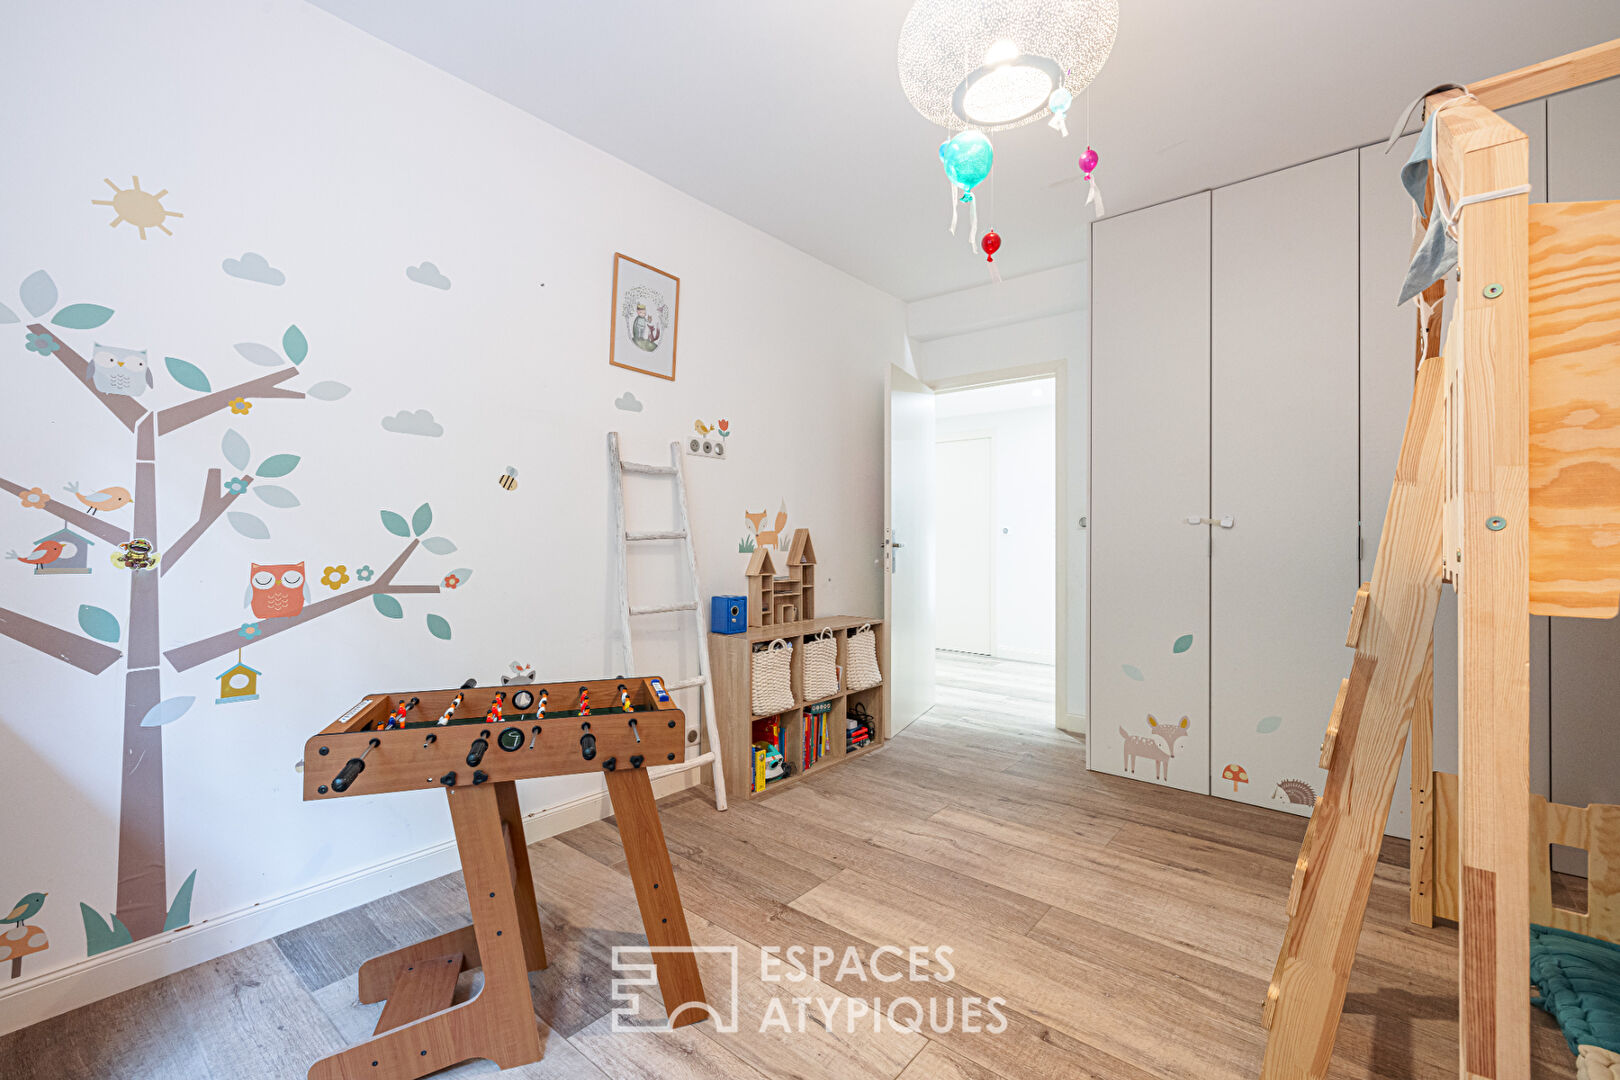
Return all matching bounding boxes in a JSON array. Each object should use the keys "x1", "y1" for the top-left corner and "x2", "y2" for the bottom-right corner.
[
  {"x1": 215, "y1": 651, "x2": 261, "y2": 704},
  {"x1": 23, "y1": 527, "x2": 94, "y2": 575}
]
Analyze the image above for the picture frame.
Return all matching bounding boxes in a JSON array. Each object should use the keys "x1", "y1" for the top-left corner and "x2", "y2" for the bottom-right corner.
[{"x1": 608, "y1": 253, "x2": 680, "y2": 381}]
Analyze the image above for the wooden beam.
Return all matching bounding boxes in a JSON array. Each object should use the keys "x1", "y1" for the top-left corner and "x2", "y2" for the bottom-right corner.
[
  {"x1": 1409, "y1": 641, "x2": 1436, "y2": 927},
  {"x1": 1469, "y1": 38, "x2": 1620, "y2": 112},
  {"x1": 1436, "y1": 97, "x2": 1532, "y2": 1080}
]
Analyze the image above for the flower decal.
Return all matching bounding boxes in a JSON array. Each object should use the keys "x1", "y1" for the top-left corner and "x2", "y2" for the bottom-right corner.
[
  {"x1": 321, "y1": 565, "x2": 349, "y2": 590},
  {"x1": 18, "y1": 486, "x2": 50, "y2": 509},
  {"x1": 229, "y1": 397, "x2": 252, "y2": 415},
  {"x1": 355, "y1": 564, "x2": 374, "y2": 583},
  {"x1": 25, "y1": 332, "x2": 59, "y2": 355},
  {"x1": 238, "y1": 622, "x2": 261, "y2": 639},
  {"x1": 717, "y1": 418, "x2": 730, "y2": 437},
  {"x1": 223, "y1": 476, "x2": 249, "y2": 496},
  {"x1": 442, "y1": 573, "x2": 461, "y2": 590}
]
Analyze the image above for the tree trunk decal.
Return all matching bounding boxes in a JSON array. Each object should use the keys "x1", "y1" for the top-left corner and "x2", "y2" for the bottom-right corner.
[{"x1": 2, "y1": 273, "x2": 460, "y2": 956}]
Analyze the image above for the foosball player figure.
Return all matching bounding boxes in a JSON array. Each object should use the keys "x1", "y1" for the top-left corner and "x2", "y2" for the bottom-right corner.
[
  {"x1": 486, "y1": 691, "x2": 505, "y2": 725},
  {"x1": 436, "y1": 692, "x2": 463, "y2": 726},
  {"x1": 535, "y1": 688, "x2": 547, "y2": 718},
  {"x1": 618, "y1": 684, "x2": 633, "y2": 712},
  {"x1": 578, "y1": 686, "x2": 589, "y2": 714}
]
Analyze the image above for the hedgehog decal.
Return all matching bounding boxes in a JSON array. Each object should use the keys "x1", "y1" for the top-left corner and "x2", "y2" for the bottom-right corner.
[{"x1": 1272, "y1": 779, "x2": 1317, "y2": 806}]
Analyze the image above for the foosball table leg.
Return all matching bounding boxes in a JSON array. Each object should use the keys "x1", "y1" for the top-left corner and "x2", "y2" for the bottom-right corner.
[
  {"x1": 604, "y1": 767, "x2": 708, "y2": 1026},
  {"x1": 307, "y1": 784, "x2": 543, "y2": 1080},
  {"x1": 493, "y1": 779, "x2": 548, "y2": 972}
]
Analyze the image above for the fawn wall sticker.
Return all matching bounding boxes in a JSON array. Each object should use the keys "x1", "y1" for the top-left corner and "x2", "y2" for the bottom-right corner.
[{"x1": 1119, "y1": 715, "x2": 1189, "y2": 783}]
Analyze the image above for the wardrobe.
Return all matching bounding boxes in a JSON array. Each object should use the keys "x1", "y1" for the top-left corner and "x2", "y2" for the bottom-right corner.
[{"x1": 1090, "y1": 80, "x2": 1620, "y2": 840}]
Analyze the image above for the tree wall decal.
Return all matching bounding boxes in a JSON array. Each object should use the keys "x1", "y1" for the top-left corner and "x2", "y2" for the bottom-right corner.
[{"x1": 0, "y1": 271, "x2": 462, "y2": 952}]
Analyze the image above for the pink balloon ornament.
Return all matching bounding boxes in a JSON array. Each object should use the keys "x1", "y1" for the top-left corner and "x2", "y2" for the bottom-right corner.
[
  {"x1": 1078, "y1": 146, "x2": 1105, "y2": 219},
  {"x1": 1078, "y1": 146, "x2": 1099, "y2": 178}
]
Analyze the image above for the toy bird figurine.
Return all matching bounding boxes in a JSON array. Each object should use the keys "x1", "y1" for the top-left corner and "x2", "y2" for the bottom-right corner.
[
  {"x1": 1, "y1": 892, "x2": 46, "y2": 927},
  {"x1": 7, "y1": 540, "x2": 65, "y2": 567},
  {"x1": 64, "y1": 482, "x2": 132, "y2": 515}
]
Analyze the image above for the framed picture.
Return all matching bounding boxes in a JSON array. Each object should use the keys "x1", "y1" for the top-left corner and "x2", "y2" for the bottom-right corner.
[{"x1": 609, "y1": 253, "x2": 680, "y2": 381}]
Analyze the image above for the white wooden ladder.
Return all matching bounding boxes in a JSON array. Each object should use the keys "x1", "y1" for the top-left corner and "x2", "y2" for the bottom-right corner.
[{"x1": 608, "y1": 432, "x2": 727, "y2": 811}]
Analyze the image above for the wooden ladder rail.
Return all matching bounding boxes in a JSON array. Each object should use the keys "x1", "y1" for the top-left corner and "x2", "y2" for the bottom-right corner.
[{"x1": 1259, "y1": 340, "x2": 1448, "y2": 1079}]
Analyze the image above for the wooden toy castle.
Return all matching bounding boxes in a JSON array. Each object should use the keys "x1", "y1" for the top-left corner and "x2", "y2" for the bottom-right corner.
[{"x1": 744, "y1": 528, "x2": 816, "y2": 626}]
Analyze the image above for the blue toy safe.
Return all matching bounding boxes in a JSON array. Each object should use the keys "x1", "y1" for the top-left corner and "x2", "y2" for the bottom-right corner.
[{"x1": 710, "y1": 595, "x2": 747, "y2": 634}]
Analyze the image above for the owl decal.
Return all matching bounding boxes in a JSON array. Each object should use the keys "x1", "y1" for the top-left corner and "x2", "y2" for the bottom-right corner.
[
  {"x1": 88, "y1": 345, "x2": 154, "y2": 398},
  {"x1": 248, "y1": 562, "x2": 309, "y2": 618}
]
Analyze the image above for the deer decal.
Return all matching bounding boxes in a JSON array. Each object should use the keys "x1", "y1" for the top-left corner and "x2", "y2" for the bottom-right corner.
[{"x1": 1120, "y1": 714, "x2": 1189, "y2": 782}]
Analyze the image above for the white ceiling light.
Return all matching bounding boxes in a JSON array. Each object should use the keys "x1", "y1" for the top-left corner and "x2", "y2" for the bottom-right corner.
[{"x1": 897, "y1": 0, "x2": 1120, "y2": 131}]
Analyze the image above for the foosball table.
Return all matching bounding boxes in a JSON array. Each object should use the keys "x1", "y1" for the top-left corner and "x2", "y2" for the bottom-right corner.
[{"x1": 302, "y1": 675, "x2": 708, "y2": 1080}]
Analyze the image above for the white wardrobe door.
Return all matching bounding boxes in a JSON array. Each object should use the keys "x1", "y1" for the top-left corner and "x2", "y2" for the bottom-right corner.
[
  {"x1": 1209, "y1": 152, "x2": 1359, "y2": 814},
  {"x1": 1357, "y1": 102, "x2": 1551, "y2": 837},
  {"x1": 1548, "y1": 78, "x2": 1620, "y2": 827},
  {"x1": 1090, "y1": 192, "x2": 1211, "y2": 793}
]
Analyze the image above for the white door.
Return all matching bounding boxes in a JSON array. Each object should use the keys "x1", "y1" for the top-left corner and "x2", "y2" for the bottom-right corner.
[
  {"x1": 1209, "y1": 152, "x2": 1359, "y2": 814},
  {"x1": 1089, "y1": 192, "x2": 1212, "y2": 793},
  {"x1": 885, "y1": 365, "x2": 937, "y2": 735},
  {"x1": 934, "y1": 437, "x2": 993, "y2": 654}
]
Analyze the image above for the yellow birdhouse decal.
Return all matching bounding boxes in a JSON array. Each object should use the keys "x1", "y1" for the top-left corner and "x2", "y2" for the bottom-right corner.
[{"x1": 215, "y1": 650, "x2": 261, "y2": 704}]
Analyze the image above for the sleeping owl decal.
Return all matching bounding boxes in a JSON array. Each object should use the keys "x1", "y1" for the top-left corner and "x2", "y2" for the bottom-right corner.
[
  {"x1": 88, "y1": 344, "x2": 154, "y2": 398},
  {"x1": 248, "y1": 562, "x2": 309, "y2": 618}
]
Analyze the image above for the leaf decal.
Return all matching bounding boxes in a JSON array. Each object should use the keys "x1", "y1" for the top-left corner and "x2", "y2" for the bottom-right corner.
[
  {"x1": 222, "y1": 429, "x2": 251, "y2": 471},
  {"x1": 255, "y1": 453, "x2": 300, "y2": 478},
  {"x1": 1172, "y1": 634, "x2": 1194, "y2": 654},
  {"x1": 1121, "y1": 664, "x2": 1145, "y2": 682},
  {"x1": 163, "y1": 870, "x2": 198, "y2": 932},
  {"x1": 234, "y1": 342, "x2": 283, "y2": 367},
  {"x1": 253, "y1": 484, "x2": 299, "y2": 508},
  {"x1": 51, "y1": 303, "x2": 114, "y2": 329},
  {"x1": 1256, "y1": 715, "x2": 1283, "y2": 735},
  {"x1": 19, "y1": 270, "x2": 57, "y2": 318},
  {"x1": 373, "y1": 594, "x2": 404, "y2": 619},
  {"x1": 426, "y1": 614, "x2": 452, "y2": 640},
  {"x1": 380, "y1": 510, "x2": 410, "y2": 537},
  {"x1": 166, "y1": 356, "x2": 211, "y2": 392},
  {"x1": 422, "y1": 536, "x2": 456, "y2": 555},
  {"x1": 411, "y1": 503, "x2": 433, "y2": 537},
  {"x1": 282, "y1": 325, "x2": 308, "y2": 365},
  {"x1": 141, "y1": 696, "x2": 196, "y2": 728},
  {"x1": 227, "y1": 511, "x2": 271, "y2": 540},
  {"x1": 306, "y1": 381, "x2": 350, "y2": 401},
  {"x1": 447, "y1": 567, "x2": 473, "y2": 585},
  {"x1": 81, "y1": 904, "x2": 134, "y2": 956},
  {"x1": 78, "y1": 604, "x2": 121, "y2": 643},
  {"x1": 0, "y1": 300, "x2": 18, "y2": 324}
]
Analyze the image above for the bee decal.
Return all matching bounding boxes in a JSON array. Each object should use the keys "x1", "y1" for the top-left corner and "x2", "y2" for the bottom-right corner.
[{"x1": 498, "y1": 466, "x2": 518, "y2": 491}]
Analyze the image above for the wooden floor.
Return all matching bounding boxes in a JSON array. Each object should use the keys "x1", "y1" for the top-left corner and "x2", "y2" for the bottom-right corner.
[{"x1": 0, "y1": 652, "x2": 1576, "y2": 1079}]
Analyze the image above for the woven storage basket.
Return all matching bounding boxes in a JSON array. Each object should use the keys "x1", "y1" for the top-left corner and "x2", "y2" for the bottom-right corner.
[
  {"x1": 846, "y1": 624, "x2": 881, "y2": 692},
  {"x1": 802, "y1": 629, "x2": 839, "y2": 701},
  {"x1": 751, "y1": 638, "x2": 795, "y2": 715}
]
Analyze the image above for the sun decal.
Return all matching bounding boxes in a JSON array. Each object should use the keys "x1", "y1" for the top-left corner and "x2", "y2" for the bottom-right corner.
[{"x1": 92, "y1": 176, "x2": 183, "y2": 239}]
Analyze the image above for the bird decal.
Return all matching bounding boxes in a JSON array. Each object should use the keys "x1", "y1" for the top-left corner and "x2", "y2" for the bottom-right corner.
[
  {"x1": 693, "y1": 419, "x2": 714, "y2": 436},
  {"x1": 88, "y1": 344, "x2": 154, "y2": 397},
  {"x1": 63, "y1": 481, "x2": 132, "y2": 515},
  {"x1": 6, "y1": 540, "x2": 66, "y2": 567},
  {"x1": 1, "y1": 893, "x2": 46, "y2": 928}
]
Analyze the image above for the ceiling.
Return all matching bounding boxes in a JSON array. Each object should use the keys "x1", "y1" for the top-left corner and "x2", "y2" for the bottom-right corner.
[{"x1": 309, "y1": 0, "x2": 1620, "y2": 302}]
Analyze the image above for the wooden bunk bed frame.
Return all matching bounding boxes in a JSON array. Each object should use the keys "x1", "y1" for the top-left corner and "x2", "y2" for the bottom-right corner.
[{"x1": 1260, "y1": 39, "x2": 1620, "y2": 1080}]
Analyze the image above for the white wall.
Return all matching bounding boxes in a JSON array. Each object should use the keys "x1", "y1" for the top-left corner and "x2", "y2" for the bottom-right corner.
[
  {"x1": 0, "y1": 0, "x2": 905, "y2": 1027},
  {"x1": 936, "y1": 393, "x2": 1058, "y2": 664},
  {"x1": 908, "y1": 266, "x2": 1088, "y2": 723}
]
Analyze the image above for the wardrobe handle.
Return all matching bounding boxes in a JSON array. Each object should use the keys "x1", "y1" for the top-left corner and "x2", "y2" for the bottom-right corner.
[{"x1": 1185, "y1": 516, "x2": 1237, "y2": 528}]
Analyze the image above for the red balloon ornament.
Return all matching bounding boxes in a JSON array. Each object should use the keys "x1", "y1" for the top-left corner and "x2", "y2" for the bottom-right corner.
[{"x1": 981, "y1": 229, "x2": 1002, "y2": 284}]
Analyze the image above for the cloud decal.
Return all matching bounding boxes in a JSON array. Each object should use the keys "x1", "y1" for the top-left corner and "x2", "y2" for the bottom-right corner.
[
  {"x1": 406, "y1": 262, "x2": 451, "y2": 290},
  {"x1": 222, "y1": 252, "x2": 285, "y2": 286},
  {"x1": 614, "y1": 392, "x2": 643, "y2": 412},
  {"x1": 381, "y1": 409, "x2": 444, "y2": 437}
]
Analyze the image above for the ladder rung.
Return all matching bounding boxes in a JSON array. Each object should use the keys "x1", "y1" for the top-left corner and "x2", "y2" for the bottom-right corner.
[
  {"x1": 630, "y1": 602, "x2": 698, "y2": 615},
  {"x1": 664, "y1": 675, "x2": 706, "y2": 691},
  {"x1": 621, "y1": 462, "x2": 676, "y2": 476},
  {"x1": 651, "y1": 751, "x2": 715, "y2": 778},
  {"x1": 626, "y1": 530, "x2": 688, "y2": 542}
]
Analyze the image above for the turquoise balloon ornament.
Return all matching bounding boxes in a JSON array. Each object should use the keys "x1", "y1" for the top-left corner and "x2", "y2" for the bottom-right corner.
[
  {"x1": 1047, "y1": 87, "x2": 1073, "y2": 137},
  {"x1": 938, "y1": 130, "x2": 994, "y2": 247}
]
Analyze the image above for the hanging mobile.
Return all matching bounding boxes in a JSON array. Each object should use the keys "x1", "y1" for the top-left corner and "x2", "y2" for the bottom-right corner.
[
  {"x1": 1079, "y1": 145, "x2": 1105, "y2": 218},
  {"x1": 981, "y1": 230, "x2": 1002, "y2": 284}
]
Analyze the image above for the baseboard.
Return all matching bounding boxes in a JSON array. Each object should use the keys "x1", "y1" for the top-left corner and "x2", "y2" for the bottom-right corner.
[
  {"x1": 0, "y1": 769, "x2": 701, "y2": 1037},
  {"x1": 1058, "y1": 711, "x2": 1086, "y2": 735}
]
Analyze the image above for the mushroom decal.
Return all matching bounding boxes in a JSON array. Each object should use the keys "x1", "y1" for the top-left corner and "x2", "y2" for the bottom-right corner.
[
  {"x1": 0, "y1": 889, "x2": 49, "y2": 979},
  {"x1": 1222, "y1": 763, "x2": 1250, "y2": 793}
]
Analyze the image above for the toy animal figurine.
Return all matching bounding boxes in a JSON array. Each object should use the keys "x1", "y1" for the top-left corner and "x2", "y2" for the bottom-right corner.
[
  {"x1": 1120, "y1": 714, "x2": 1189, "y2": 782},
  {"x1": 112, "y1": 537, "x2": 159, "y2": 571}
]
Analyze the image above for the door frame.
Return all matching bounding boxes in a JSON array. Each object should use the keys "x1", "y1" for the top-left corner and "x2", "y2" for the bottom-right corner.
[
  {"x1": 933, "y1": 431, "x2": 997, "y2": 658},
  {"x1": 925, "y1": 360, "x2": 1070, "y2": 732}
]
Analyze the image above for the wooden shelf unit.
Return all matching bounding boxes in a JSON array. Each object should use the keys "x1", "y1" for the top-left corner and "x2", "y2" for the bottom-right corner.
[{"x1": 708, "y1": 615, "x2": 885, "y2": 799}]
